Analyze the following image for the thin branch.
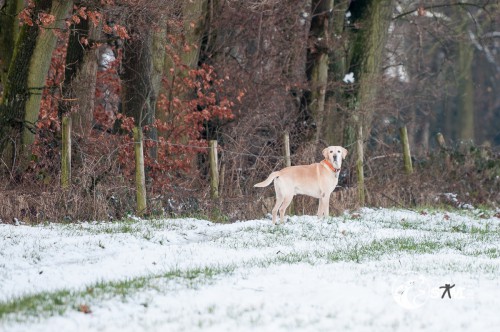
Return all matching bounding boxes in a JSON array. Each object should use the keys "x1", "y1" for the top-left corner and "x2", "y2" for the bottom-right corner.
[{"x1": 393, "y1": 2, "x2": 487, "y2": 21}]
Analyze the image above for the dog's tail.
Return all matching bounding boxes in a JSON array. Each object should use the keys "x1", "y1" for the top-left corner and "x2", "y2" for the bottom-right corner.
[{"x1": 254, "y1": 172, "x2": 280, "y2": 188}]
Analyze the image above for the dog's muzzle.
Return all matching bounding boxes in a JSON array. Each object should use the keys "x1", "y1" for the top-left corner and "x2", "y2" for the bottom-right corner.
[{"x1": 334, "y1": 153, "x2": 342, "y2": 168}]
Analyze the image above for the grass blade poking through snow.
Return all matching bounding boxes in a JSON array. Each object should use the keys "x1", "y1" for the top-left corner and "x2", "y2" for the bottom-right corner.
[{"x1": 0, "y1": 264, "x2": 236, "y2": 322}]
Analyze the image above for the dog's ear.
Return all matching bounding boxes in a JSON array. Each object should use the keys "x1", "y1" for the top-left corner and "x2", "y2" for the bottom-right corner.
[
  {"x1": 341, "y1": 147, "x2": 348, "y2": 159},
  {"x1": 322, "y1": 147, "x2": 329, "y2": 160}
]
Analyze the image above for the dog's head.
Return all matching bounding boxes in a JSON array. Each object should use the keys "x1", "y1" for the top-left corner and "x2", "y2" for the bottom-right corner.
[{"x1": 322, "y1": 146, "x2": 348, "y2": 169}]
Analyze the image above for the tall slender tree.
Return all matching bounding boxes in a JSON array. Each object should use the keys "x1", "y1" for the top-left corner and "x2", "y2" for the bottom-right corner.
[
  {"x1": 0, "y1": 0, "x2": 73, "y2": 172},
  {"x1": 59, "y1": 5, "x2": 101, "y2": 138},
  {"x1": 0, "y1": 0, "x2": 24, "y2": 89},
  {"x1": 343, "y1": 0, "x2": 394, "y2": 147},
  {"x1": 305, "y1": 0, "x2": 334, "y2": 143}
]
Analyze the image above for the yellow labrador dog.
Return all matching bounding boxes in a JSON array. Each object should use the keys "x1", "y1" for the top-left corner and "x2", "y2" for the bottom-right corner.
[{"x1": 254, "y1": 146, "x2": 347, "y2": 224}]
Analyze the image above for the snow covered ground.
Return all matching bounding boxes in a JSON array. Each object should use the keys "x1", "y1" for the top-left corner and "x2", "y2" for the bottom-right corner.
[{"x1": 1, "y1": 208, "x2": 500, "y2": 332}]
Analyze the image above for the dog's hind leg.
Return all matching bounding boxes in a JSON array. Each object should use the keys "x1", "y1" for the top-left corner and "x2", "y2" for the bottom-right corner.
[
  {"x1": 272, "y1": 197, "x2": 283, "y2": 224},
  {"x1": 271, "y1": 181, "x2": 285, "y2": 224},
  {"x1": 279, "y1": 195, "x2": 293, "y2": 224}
]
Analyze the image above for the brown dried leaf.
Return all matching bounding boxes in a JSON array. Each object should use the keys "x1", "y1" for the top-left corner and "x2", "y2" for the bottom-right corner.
[{"x1": 78, "y1": 304, "x2": 92, "y2": 314}]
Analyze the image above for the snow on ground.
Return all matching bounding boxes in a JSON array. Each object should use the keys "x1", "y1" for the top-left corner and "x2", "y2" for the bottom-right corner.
[{"x1": 1, "y1": 208, "x2": 500, "y2": 331}]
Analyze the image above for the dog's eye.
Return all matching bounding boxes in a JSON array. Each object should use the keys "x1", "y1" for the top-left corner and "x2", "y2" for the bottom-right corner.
[{"x1": 337, "y1": 150, "x2": 340, "y2": 153}]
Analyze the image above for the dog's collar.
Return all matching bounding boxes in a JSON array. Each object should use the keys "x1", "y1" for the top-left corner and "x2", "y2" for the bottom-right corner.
[{"x1": 321, "y1": 159, "x2": 340, "y2": 173}]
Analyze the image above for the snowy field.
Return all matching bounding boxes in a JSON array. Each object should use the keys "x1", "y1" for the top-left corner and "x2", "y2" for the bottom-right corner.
[{"x1": 1, "y1": 208, "x2": 500, "y2": 332}]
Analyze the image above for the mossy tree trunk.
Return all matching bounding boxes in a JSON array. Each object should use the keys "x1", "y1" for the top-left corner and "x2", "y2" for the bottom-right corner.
[
  {"x1": 121, "y1": 23, "x2": 165, "y2": 161},
  {"x1": 342, "y1": 0, "x2": 394, "y2": 205},
  {"x1": 323, "y1": 0, "x2": 351, "y2": 146},
  {"x1": 182, "y1": 0, "x2": 207, "y2": 68},
  {"x1": 305, "y1": 0, "x2": 334, "y2": 143},
  {"x1": 0, "y1": 0, "x2": 24, "y2": 89},
  {"x1": 158, "y1": 0, "x2": 207, "y2": 138},
  {"x1": 22, "y1": 1, "x2": 73, "y2": 165},
  {"x1": 456, "y1": 28, "x2": 474, "y2": 142},
  {"x1": 121, "y1": 18, "x2": 166, "y2": 214},
  {"x1": 60, "y1": 7, "x2": 100, "y2": 138},
  {"x1": 0, "y1": 0, "x2": 72, "y2": 172},
  {"x1": 154, "y1": 0, "x2": 208, "y2": 175},
  {"x1": 1, "y1": 1, "x2": 50, "y2": 171},
  {"x1": 343, "y1": 0, "x2": 394, "y2": 147}
]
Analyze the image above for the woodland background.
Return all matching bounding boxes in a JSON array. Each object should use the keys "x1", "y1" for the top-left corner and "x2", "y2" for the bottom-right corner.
[{"x1": 0, "y1": 0, "x2": 499, "y2": 223}]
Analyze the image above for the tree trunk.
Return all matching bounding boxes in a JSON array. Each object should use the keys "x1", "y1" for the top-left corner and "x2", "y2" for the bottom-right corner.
[
  {"x1": 22, "y1": 1, "x2": 73, "y2": 163},
  {"x1": 305, "y1": 0, "x2": 334, "y2": 143},
  {"x1": 340, "y1": 0, "x2": 394, "y2": 206},
  {"x1": 456, "y1": 35, "x2": 474, "y2": 142},
  {"x1": 60, "y1": 10, "x2": 100, "y2": 137},
  {"x1": 121, "y1": 24, "x2": 165, "y2": 167},
  {"x1": 0, "y1": 0, "x2": 73, "y2": 171},
  {"x1": 182, "y1": 0, "x2": 207, "y2": 68},
  {"x1": 343, "y1": 0, "x2": 394, "y2": 147},
  {"x1": 324, "y1": 0, "x2": 351, "y2": 146},
  {"x1": 0, "y1": 0, "x2": 24, "y2": 89},
  {"x1": 157, "y1": 0, "x2": 207, "y2": 137},
  {"x1": 122, "y1": 26, "x2": 164, "y2": 127}
]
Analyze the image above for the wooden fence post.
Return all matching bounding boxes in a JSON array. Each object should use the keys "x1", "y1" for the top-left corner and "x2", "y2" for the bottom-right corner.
[
  {"x1": 400, "y1": 126, "x2": 413, "y2": 174},
  {"x1": 219, "y1": 151, "x2": 226, "y2": 197},
  {"x1": 436, "y1": 132, "x2": 451, "y2": 170},
  {"x1": 133, "y1": 126, "x2": 147, "y2": 216},
  {"x1": 283, "y1": 131, "x2": 291, "y2": 168},
  {"x1": 283, "y1": 131, "x2": 294, "y2": 214},
  {"x1": 356, "y1": 124, "x2": 365, "y2": 206},
  {"x1": 61, "y1": 115, "x2": 71, "y2": 189},
  {"x1": 209, "y1": 140, "x2": 219, "y2": 199},
  {"x1": 436, "y1": 132, "x2": 446, "y2": 149}
]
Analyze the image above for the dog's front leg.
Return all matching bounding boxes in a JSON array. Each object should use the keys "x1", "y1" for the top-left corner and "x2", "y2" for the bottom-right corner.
[
  {"x1": 317, "y1": 199, "x2": 324, "y2": 217},
  {"x1": 317, "y1": 196, "x2": 330, "y2": 218},
  {"x1": 323, "y1": 195, "x2": 330, "y2": 218}
]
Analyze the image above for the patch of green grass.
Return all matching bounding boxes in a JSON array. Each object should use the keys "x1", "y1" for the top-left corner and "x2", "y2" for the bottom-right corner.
[
  {"x1": 59, "y1": 218, "x2": 199, "y2": 241},
  {"x1": 247, "y1": 236, "x2": 450, "y2": 268},
  {"x1": 399, "y1": 219, "x2": 414, "y2": 229},
  {"x1": 450, "y1": 224, "x2": 468, "y2": 233},
  {"x1": 0, "y1": 290, "x2": 72, "y2": 321},
  {"x1": 212, "y1": 224, "x2": 303, "y2": 249},
  {"x1": 273, "y1": 251, "x2": 313, "y2": 265},
  {"x1": 467, "y1": 247, "x2": 500, "y2": 259},
  {"x1": 449, "y1": 222, "x2": 500, "y2": 235},
  {"x1": 325, "y1": 237, "x2": 443, "y2": 263},
  {"x1": 0, "y1": 264, "x2": 236, "y2": 323},
  {"x1": 261, "y1": 224, "x2": 293, "y2": 236}
]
